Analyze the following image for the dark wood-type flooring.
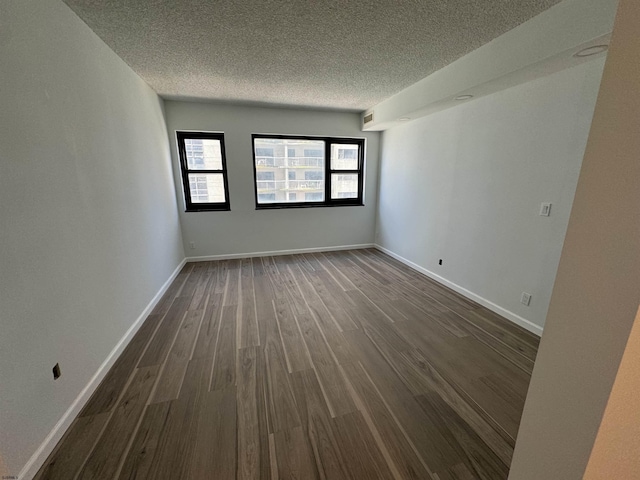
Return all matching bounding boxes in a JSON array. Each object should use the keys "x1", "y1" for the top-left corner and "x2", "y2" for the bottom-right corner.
[{"x1": 35, "y1": 248, "x2": 539, "y2": 480}]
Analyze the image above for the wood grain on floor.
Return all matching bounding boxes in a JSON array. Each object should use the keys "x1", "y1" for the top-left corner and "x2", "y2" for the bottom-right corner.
[{"x1": 35, "y1": 249, "x2": 539, "y2": 480}]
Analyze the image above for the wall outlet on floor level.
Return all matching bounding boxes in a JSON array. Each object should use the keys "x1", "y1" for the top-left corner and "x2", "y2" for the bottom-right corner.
[
  {"x1": 189, "y1": 241, "x2": 195, "y2": 250},
  {"x1": 521, "y1": 292, "x2": 532, "y2": 306},
  {"x1": 52, "y1": 363, "x2": 61, "y2": 380}
]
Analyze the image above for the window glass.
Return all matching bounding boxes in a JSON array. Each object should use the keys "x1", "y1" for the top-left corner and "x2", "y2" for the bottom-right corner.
[
  {"x1": 330, "y1": 144, "x2": 359, "y2": 170},
  {"x1": 305, "y1": 171, "x2": 323, "y2": 181},
  {"x1": 257, "y1": 171, "x2": 275, "y2": 181},
  {"x1": 254, "y1": 137, "x2": 325, "y2": 205},
  {"x1": 185, "y1": 138, "x2": 223, "y2": 170},
  {"x1": 258, "y1": 193, "x2": 276, "y2": 203},
  {"x1": 178, "y1": 132, "x2": 230, "y2": 211},
  {"x1": 304, "y1": 149, "x2": 324, "y2": 157},
  {"x1": 188, "y1": 173, "x2": 226, "y2": 203},
  {"x1": 305, "y1": 192, "x2": 323, "y2": 201},
  {"x1": 331, "y1": 173, "x2": 358, "y2": 199},
  {"x1": 252, "y1": 135, "x2": 363, "y2": 209}
]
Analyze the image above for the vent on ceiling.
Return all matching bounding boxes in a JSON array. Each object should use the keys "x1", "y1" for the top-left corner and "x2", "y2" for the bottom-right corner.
[{"x1": 363, "y1": 112, "x2": 374, "y2": 125}]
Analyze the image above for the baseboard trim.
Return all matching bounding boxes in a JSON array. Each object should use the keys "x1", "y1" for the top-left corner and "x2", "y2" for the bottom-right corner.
[
  {"x1": 374, "y1": 244, "x2": 543, "y2": 337},
  {"x1": 19, "y1": 257, "x2": 188, "y2": 480},
  {"x1": 186, "y1": 243, "x2": 375, "y2": 262}
]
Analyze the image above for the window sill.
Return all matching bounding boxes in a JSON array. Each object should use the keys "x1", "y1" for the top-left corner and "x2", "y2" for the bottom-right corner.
[
  {"x1": 255, "y1": 202, "x2": 364, "y2": 210},
  {"x1": 185, "y1": 206, "x2": 230, "y2": 212}
]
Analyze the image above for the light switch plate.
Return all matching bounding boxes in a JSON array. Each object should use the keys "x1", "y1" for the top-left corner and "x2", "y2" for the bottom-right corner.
[{"x1": 540, "y1": 203, "x2": 552, "y2": 216}]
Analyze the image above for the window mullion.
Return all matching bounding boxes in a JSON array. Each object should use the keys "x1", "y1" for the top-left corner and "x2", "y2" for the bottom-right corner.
[{"x1": 325, "y1": 140, "x2": 331, "y2": 203}]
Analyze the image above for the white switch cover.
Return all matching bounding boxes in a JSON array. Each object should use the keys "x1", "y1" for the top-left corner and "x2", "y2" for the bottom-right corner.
[
  {"x1": 521, "y1": 292, "x2": 532, "y2": 306},
  {"x1": 540, "y1": 203, "x2": 552, "y2": 216}
]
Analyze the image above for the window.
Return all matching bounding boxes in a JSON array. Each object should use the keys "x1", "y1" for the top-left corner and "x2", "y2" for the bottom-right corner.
[
  {"x1": 304, "y1": 149, "x2": 324, "y2": 157},
  {"x1": 337, "y1": 147, "x2": 358, "y2": 160},
  {"x1": 256, "y1": 170, "x2": 277, "y2": 192},
  {"x1": 256, "y1": 147, "x2": 274, "y2": 157},
  {"x1": 305, "y1": 171, "x2": 323, "y2": 181},
  {"x1": 257, "y1": 171, "x2": 275, "y2": 180},
  {"x1": 255, "y1": 147, "x2": 275, "y2": 167},
  {"x1": 177, "y1": 132, "x2": 230, "y2": 211},
  {"x1": 252, "y1": 134, "x2": 364, "y2": 209},
  {"x1": 305, "y1": 192, "x2": 323, "y2": 201},
  {"x1": 258, "y1": 193, "x2": 276, "y2": 203},
  {"x1": 337, "y1": 191, "x2": 357, "y2": 198}
]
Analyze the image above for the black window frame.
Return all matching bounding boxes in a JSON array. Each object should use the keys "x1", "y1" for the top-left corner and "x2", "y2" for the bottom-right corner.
[
  {"x1": 176, "y1": 131, "x2": 231, "y2": 212},
  {"x1": 251, "y1": 134, "x2": 365, "y2": 210}
]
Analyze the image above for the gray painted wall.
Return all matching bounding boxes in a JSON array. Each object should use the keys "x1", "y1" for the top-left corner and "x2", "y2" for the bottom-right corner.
[
  {"x1": 0, "y1": 0, "x2": 184, "y2": 474},
  {"x1": 511, "y1": 0, "x2": 640, "y2": 475},
  {"x1": 376, "y1": 59, "x2": 605, "y2": 331},
  {"x1": 163, "y1": 101, "x2": 380, "y2": 257}
]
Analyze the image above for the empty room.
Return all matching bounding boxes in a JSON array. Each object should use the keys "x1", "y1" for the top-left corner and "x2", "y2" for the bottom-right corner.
[{"x1": 1, "y1": 0, "x2": 639, "y2": 479}]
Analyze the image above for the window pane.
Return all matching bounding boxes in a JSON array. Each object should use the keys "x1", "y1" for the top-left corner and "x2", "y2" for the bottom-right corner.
[
  {"x1": 305, "y1": 192, "x2": 323, "y2": 201},
  {"x1": 258, "y1": 193, "x2": 276, "y2": 203},
  {"x1": 304, "y1": 171, "x2": 323, "y2": 181},
  {"x1": 331, "y1": 144, "x2": 359, "y2": 170},
  {"x1": 331, "y1": 173, "x2": 359, "y2": 199},
  {"x1": 254, "y1": 137, "x2": 325, "y2": 204},
  {"x1": 185, "y1": 138, "x2": 223, "y2": 170},
  {"x1": 304, "y1": 149, "x2": 324, "y2": 157},
  {"x1": 255, "y1": 147, "x2": 274, "y2": 157},
  {"x1": 188, "y1": 173, "x2": 226, "y2": 203},
  {"x1": 257, "y1": 171, "x2": 275, "y2": 181}
]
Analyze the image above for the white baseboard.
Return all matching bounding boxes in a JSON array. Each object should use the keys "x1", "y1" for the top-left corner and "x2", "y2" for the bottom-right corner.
[
  {"x1": 19, "y1": 258, "x2": 188, "y2": 480},
  {"x1": 374, "y1": 244, "x2": 543, "y2": 337},
  {"x1": 186, "y1": 243, "x2": 375, "y2": 262}
]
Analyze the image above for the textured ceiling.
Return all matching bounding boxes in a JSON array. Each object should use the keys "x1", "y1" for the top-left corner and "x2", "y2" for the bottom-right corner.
[{"x1": 63, "y1": 0, "x2": 563, "y2": 111}]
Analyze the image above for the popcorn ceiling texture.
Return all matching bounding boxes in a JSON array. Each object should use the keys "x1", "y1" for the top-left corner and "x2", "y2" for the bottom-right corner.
[{"x1": 63, "y1": 0, "x2": 562, "y2": 111}]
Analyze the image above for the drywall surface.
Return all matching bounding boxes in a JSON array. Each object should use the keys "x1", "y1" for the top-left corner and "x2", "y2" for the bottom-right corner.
[
  {"x1": 509, "y1": 0, "x2": 640, "y2": 477},
  {"x1": 0, "y1": 0, "x2": 184, "y2": 475},
  {"x1": 363, "y1": 0, "x2": 618, "y2": 130},
  {"x1": 376, "y1": 59, "x2": 604, "y2": 331},
  {"x1": 163, "y1": 102, "x2": 380, "y2": 257},
  {"x1": 584, "y1": 307, "x2": 640, "y2": 479}
]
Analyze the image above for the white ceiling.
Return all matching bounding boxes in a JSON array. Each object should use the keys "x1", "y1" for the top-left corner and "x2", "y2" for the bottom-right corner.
[{"x1": 63, "y1": 0, "x2": 563, "y2": 111}]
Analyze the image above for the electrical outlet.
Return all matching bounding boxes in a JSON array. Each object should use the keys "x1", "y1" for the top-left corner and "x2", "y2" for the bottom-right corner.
[
  {"x1": 521, "y1": 292, "x2": 532, "y2": 306},
  {"x1": 189, "y1": 241, "x2": 195, "y2": 250},
  {"x1": 539, "y1": 203, "x2": 552, "y2": 216},
  {"x1": 53, "y1": 363, "x2": 61, "y2": 380}
]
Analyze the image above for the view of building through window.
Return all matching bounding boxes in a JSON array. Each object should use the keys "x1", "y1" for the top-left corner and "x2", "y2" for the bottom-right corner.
[
  {"x1": 178, "y1": 132, "x2": 363, "y2": 211},
  {"x1": 331, "y1": 143, "x2": 360, "y2": 199},
  {"x1": 184, "y1": 138, "x2": 226, "y2": 203},
  {"x1": 254, "y1": 138, "x2": 359, "y2": 204}
]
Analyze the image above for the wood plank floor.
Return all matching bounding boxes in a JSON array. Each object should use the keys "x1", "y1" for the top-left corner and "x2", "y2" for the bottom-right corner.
[{"x1": 35, "y1": 248, "x2": 539, "y2": 480}]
